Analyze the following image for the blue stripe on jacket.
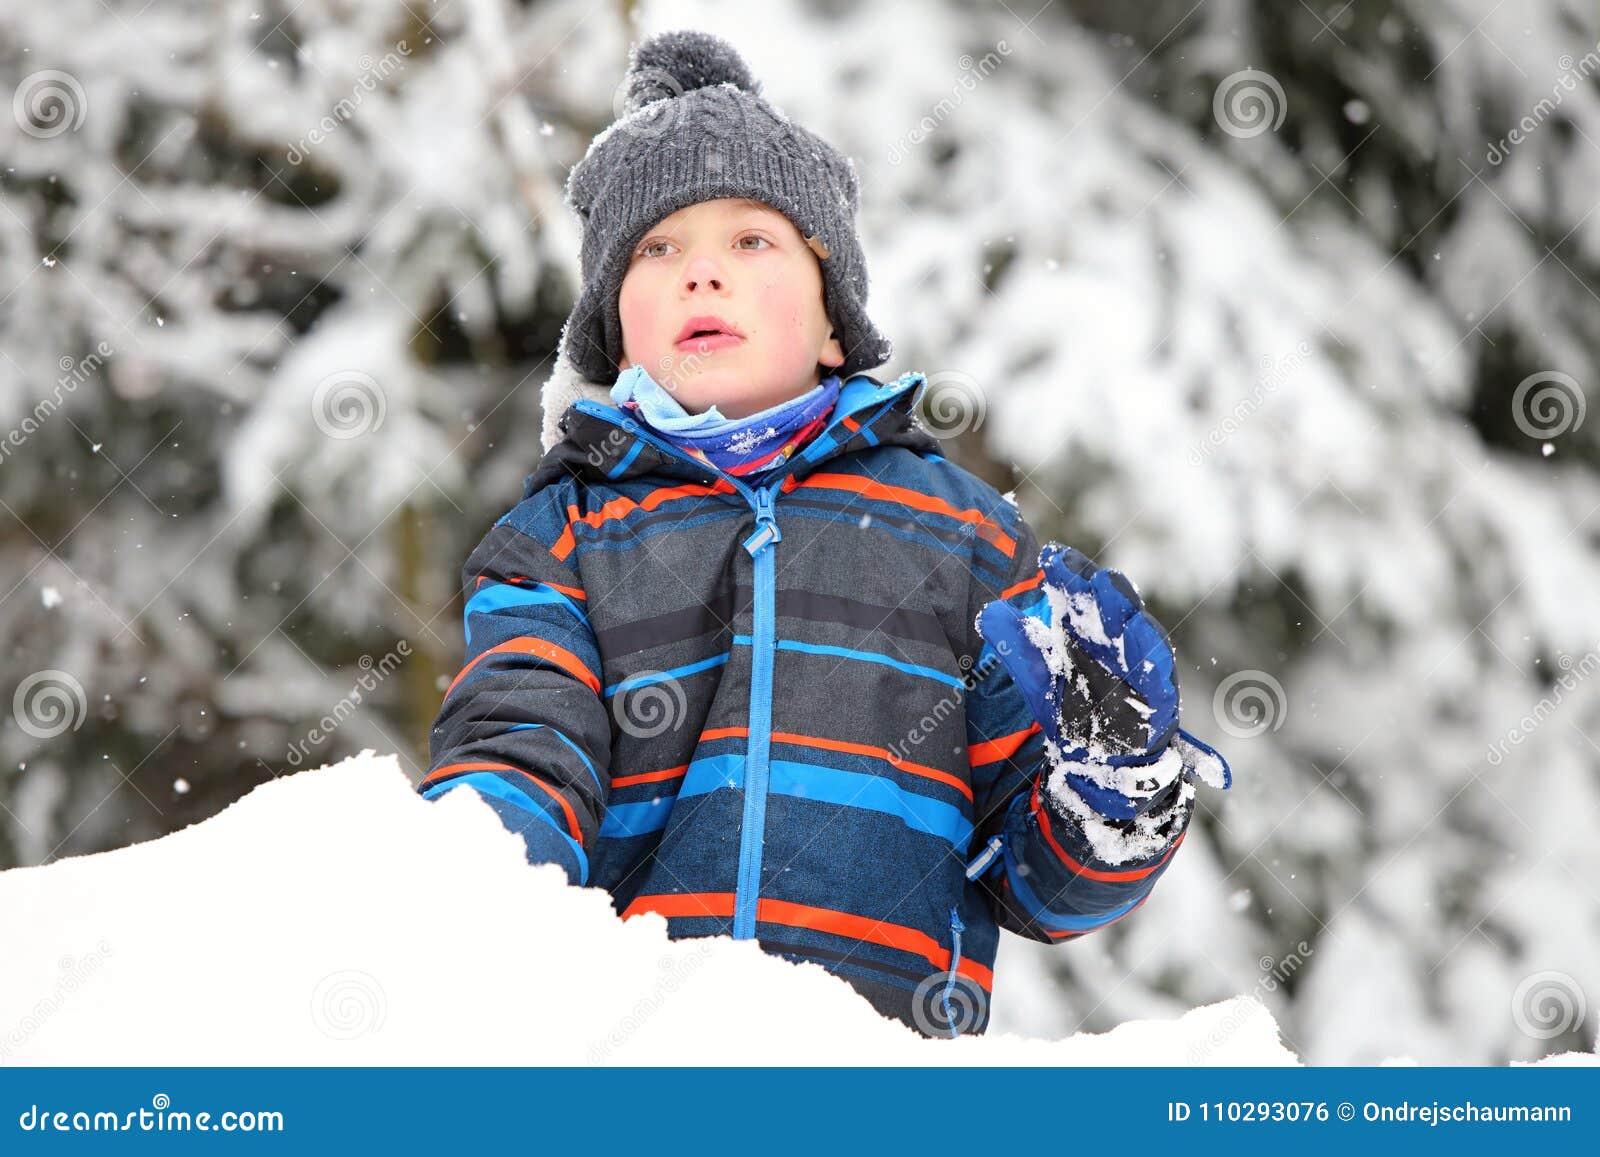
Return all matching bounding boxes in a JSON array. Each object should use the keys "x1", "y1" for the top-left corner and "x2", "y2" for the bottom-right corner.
[
  {"x1": 465, "y1": 582, "x2": 588, "y2": 645},
  {"x1": 598, "y1": 752, "x2": 972, "y2": 850}
]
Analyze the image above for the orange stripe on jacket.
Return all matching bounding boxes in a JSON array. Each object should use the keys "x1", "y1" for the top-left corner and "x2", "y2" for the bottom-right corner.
[
  {"x1": 797, "y1": 472, "x2": 1016, "y2": 557},
  {"x1": 758, "y1": 898, "x2": 994, "y2": 991},
  {"x1": 622, "y1": 893, "x2": 993, "y2": 992},
  {"x1": 771, "y1": 730, "x2": 973, "y2": 803},
  {"x1": 968, "y1": 722, "x2": 1040, "y2": 768},
  {"x1": 421, "y1": 760, "x2": 585, "y2": 845},
  {"x1": 610, "y1": 724, "x2": 748, "y2": 788},
  {"x1": 1000, "y1": 569, "x2": 1044, "y2": 599},
  {"x1": 424, "y1": 760, "x2": 519, "y2": 780},
  {"x1": 445, "y1": 636, "x2": 601, "y2": 698},
  {"x1": 621, "y1": 891, "x2": 737, "y2": 921},
  {"x1": 551, "y1": 481, "x2": 734, "y2": 561},
  {"x1": 610, "y1": 724, "x2": 750, "y2": 788},
  {"x1": 610, "y1": 763, "x2": 691, "y2": 789},
  {"x1": 472, "y1": 574, "x2": 587, "y2": 601},
  {"x1": 609, "y1": 726, "x2": 972, "y2": 803}
]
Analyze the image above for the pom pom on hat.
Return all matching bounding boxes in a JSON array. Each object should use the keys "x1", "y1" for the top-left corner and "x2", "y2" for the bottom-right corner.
[{"x1": 621, "y1": 29, "x2": 761, "y2": 115}]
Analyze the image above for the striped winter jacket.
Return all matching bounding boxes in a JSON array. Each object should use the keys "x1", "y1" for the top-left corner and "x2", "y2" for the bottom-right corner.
[{"x1": 422, "y1": 369, "x2": 1192, "y2": 1037}]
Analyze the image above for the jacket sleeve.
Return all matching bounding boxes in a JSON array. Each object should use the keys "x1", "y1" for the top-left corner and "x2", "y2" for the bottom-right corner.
[
  {"x1": 963, "y1": 506, "x2": 1193, "y2": 943},
  {"x1": 421, "y1": 490, "x2": 611, "y2": 886}
]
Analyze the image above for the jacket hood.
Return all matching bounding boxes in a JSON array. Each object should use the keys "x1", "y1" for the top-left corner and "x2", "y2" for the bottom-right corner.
[{"x1": 539, "y1": 350, "x2": 617, "y2": 453}]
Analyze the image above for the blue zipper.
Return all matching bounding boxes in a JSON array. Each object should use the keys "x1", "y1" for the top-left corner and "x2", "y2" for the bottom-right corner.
[
  {"x1": 570, "y1": 398, "x2": 782, "y2": 941},
  {"x1": 570, "y1": 381, "x2": 924, "y2": 940},
  {"x1": 733, "y1": 484, "x2": 781, "y2": 939},
  {"x1": 942, "y1": 905, "x2": 966, "y2": 1038}
]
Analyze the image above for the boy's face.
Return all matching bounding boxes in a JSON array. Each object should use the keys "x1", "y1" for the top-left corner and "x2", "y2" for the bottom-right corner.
[{"x1": 616, "y1": 197, "x2": 846, "y2": 419}]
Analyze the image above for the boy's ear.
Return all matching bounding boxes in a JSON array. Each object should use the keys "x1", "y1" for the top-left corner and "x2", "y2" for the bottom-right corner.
[{"x1": 820, "y1": 330, "x2": 845, "y2": 369}]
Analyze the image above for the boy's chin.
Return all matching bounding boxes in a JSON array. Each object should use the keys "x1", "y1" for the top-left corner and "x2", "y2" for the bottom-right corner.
[
  {"x1": 663, "y1": 364, "x2": 747, "y2": 402},
  {"x1": 621, "y1": 350, "x2": 744, "y2": 381}
]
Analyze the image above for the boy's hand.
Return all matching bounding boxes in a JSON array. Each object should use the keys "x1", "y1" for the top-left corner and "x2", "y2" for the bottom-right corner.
[{"x1": 976, "y1": 544, "x2": 1232, "y2": 820}]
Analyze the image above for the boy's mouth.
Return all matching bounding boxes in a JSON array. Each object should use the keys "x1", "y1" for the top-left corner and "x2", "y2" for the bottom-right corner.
[{"x1": 674, "y1": 315, "x2": 745, "y2": 352}]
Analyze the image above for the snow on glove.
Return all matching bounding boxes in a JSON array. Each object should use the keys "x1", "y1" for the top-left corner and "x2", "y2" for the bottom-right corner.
[{"x1": 976, "y1": 543, "x2": 1232, "y2": 820}]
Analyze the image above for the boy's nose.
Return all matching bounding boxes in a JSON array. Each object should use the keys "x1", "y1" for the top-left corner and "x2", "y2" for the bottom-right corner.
[{"x1": 682, "y1": 254, "x2": 725, "y2": 293}]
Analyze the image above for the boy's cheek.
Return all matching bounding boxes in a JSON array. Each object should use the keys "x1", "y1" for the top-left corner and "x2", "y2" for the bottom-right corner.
[
  {"x1": 755, "y1": 283, "x2": 823, "y2": 361},
  {"x1": 618, "y1": 286, "x2": 660, "y2": 362}
]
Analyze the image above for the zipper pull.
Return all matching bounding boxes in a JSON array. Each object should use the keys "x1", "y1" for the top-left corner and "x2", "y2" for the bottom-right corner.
[
  {"x1": 742, "y1": 486, "x2": 782, "y2": 556},
  {"x1": 964, "y1": 835, "x2": 1004, "y2": 880}
]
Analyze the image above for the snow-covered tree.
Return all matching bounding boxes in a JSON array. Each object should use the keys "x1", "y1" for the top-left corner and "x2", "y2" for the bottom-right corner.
[{"x1": 2, "y1": 0, "x2": 1596, "y2": 1062}]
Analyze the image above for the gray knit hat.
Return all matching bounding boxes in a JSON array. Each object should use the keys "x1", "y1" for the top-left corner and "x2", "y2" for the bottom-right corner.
[{"x1": 556, "y1": 29, "x2": 893, "y2": 387}]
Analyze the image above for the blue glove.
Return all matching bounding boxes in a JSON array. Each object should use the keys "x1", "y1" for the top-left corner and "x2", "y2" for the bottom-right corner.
[{"x1": 976, "y1": 543, "x2": 1232, "y2": 820}]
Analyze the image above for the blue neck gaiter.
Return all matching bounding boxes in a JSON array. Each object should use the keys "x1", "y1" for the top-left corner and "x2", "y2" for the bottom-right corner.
[{"x1": 610, "y1": 364, "x2": 841, "y2": 476}]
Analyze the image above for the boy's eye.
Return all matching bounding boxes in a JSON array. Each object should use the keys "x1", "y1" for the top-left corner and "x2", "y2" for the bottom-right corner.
[{"x1": 634, "y1": 233, "x2": 773, "y2": 259}]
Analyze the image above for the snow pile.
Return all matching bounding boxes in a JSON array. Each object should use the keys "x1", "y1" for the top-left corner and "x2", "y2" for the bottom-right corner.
[{"x1": 0, "y1": 750, "x2": 1297, "y2": 1065}]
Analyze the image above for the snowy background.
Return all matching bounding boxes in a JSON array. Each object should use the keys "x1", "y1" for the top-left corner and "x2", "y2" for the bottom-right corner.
[{"x1": 2, "y1": 0, "x2": 1599, "y2": 1064}]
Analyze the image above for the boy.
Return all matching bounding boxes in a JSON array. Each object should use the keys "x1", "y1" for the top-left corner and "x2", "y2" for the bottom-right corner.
[{"x1": 423, "y1": 30, "x2": 1231, "y2": 1038}]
